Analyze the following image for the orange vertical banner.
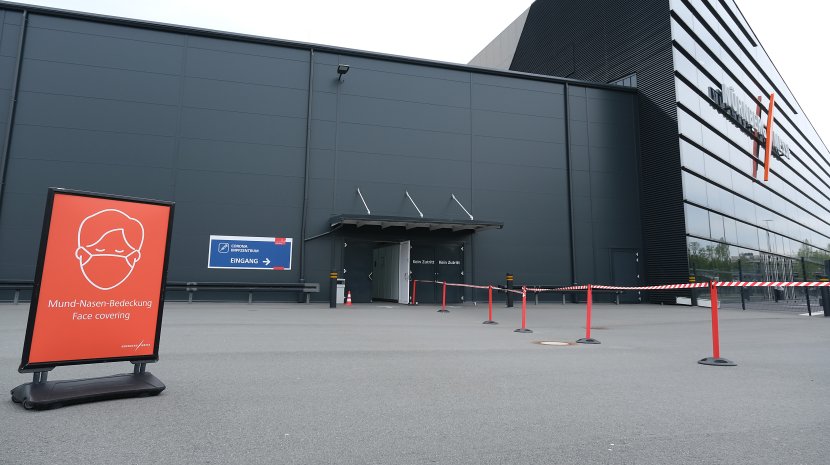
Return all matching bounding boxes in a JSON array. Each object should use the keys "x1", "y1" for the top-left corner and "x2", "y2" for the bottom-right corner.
[{"x1": 763, "y1": 92, "x2": 775, "y2": 181}]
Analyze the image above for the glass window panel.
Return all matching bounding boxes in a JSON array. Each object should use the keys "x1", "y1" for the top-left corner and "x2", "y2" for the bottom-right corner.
[
  {"x1": 709, "y1": 212, "x2": 725, "y2": 241},
  {"x1": 733, "y1": 196, "x2": 756, "y2": 224},
  {"x1": 706, "y1": 183, "x2": 722, "y2": 211},
  {"x1": 703, "y1": 154, "x2": 733, "y2": 189},
  {"x1": 682, "y1": 171, "x2": 707, "y2": 204},
  {"x1": 680, "y1": 140, "x2": 706, "y2": 174},
  {"x1": 685, "y1": 203, "x2": 710, "y2": 238},
  {"x1": 723, "y1": 217, "x2": 738, "y2": 244},
  {"x1": 736, "y1": 221, "x2": 760, "y2": 249}
]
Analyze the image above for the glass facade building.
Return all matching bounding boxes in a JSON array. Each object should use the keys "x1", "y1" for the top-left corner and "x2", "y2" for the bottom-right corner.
[
  {"x1": 476, "y1": 0, "x2": 830, "y2": 302},
  {"x1": 671, "y1": 0, "x2": 830, "y2": 301}
]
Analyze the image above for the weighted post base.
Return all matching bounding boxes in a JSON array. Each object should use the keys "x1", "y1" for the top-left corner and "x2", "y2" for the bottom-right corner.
[
  {"x1": 11, "y1": 372, "x2": 165, "y2": 410},
  {"x1": 576, "y1": 338, "x2": 601, "y2": 344},
  {"x1": 697, "y1": 357, "x2": 736, "y2": 366},
  {"x1": 513, "y1": 328, "x2": 533, "y2": 333},
  {"x1": 482, "y1": 320, "x2": 498, "y2": 325},
  {"x1": 437, "y1": 309, "x2": 449, "y2": 313}
]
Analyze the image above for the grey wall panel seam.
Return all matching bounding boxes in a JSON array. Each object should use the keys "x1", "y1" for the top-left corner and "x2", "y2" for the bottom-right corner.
[
  {"x1": 180, "y1": 136, "x2": 304, "y2": 150},
  {"x1": 468, "y1": 71, "x2": 474, "y2": 290},
  {"x1": 0, "y1": 9, "x2": 26, "y2": 216},
  {"x1": 331, "y1": 56, "x2": 340, "y2": 214},
  {"x1": 25, "y1": 23, "x2": 186, "y2": 48},
  {"x1": 564, "y1": 83, "x2": 576, "y2": 285},
  {"x1": 21, "y1": 56, "x2": 182, "y2": 78},
  {"x1": 169, "y1": 34, "x2": 187, "y2": 240},
  {"x1": 21, "y1": 89, "x2": 180, "y2": 108},
  {"x1": 300, "y1": 48, "x2": 314, "y2": 283},
  {"x1": 14, "y1": 122, "x2": 176, "y2": 138},
  {"x1": 337, "y1": 93, "x2": 471, "y2": 112}
]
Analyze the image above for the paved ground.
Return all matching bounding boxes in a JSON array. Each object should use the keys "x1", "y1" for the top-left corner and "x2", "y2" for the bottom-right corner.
[{"x1": 1, "y1": 301, "x2": 828, "y2": 465}]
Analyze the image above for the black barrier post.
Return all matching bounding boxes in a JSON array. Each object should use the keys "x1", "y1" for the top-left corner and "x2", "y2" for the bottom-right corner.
[
  {"x1": 506, "y1": 273, "x2": 514, "y2": 308},
  {"x1": 738, "y1": 259, "x2": 746, "y2": 311},
  {"x1": 329, "y1": 271, "x2": 337, "y2": 308},
  {"x1": 691, "y1": 263, "x2": 698, "y2": 306},
  {"x1": 802, "y1": 257, "x2": 811, "y2": 316},
  {"x1": 823, "y1": 260, "x2": 830, "y2": 317}
]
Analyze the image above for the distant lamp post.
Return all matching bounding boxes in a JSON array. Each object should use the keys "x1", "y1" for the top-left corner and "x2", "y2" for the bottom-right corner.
[{"x1": 337, "y1": 64, "x2": 350, "y2": 81}]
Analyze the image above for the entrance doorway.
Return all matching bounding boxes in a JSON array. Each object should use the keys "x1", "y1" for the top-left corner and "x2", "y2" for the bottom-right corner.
[
  {"x1": 343, "y1": 240, "x2": 411, "y2": 304},
  {"x1": 342, "y1": 240, "x2": 463, "y2": 304},
  {"x1": 410, "y1": 243, "x2": 464, "y2": 305}
]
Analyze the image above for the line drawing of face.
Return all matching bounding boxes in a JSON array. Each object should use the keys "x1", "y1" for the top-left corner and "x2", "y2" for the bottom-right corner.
[{"x1": 74, "y1": 209, "x2": 145, "y2": 291}]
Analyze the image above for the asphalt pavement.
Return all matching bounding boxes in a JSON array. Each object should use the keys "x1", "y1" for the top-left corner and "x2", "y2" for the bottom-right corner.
[{"x1": 1, "y1": 300, "x2": 828, "y2": 465}]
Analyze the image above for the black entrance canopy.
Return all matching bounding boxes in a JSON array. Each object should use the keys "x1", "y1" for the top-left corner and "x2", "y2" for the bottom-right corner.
[{"x1": 330, "y1": 214, "x2": 503, "y2": 232}]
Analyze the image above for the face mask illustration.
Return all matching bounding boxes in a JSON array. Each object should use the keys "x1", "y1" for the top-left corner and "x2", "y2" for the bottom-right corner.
[{"x1": 74, "y1": 209, "x2": 145, "y2": 291}]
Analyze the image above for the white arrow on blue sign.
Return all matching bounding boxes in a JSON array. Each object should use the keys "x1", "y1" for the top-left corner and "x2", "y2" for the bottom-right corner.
[{"x1": 207, "y1": 235, "x2": 292, "y2": 270}]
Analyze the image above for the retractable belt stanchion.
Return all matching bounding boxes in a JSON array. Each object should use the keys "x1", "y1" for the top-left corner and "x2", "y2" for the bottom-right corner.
[
  {"x1": 576, "y1": 284, "x2": 600, "y2": 344},
  {"x1": 514, "y1": 286, "x2": 532, "y2": 333},
  {"x1": 437, "y1": 281, "x2": 449, "y2": 313},
  {"x1": 698, "y1": 281, "x2": 736, "y2": 366},
  {"x1": 483, "y1": 285, "x2": 497, "y2": 324}
]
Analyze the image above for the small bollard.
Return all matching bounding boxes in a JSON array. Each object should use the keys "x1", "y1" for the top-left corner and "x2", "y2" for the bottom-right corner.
[
  {"x1": 506, "y1": 273, "x2": 514, "y2": 308},
  {"x1": 329, "y1": 271, "x2": 338, "y2": 308}
]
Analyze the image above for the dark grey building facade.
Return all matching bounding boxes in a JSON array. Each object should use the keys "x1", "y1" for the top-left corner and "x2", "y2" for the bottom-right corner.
[
  {"x1": 0, "y1": 3, "x2": 643, "y2": 303},
  {"x1": 476, "y1": 0, "x2": 830, "y2": 303}
]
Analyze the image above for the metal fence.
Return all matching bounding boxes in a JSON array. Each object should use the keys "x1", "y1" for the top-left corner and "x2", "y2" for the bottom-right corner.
[{"x1": 692, "y1": 256, "x2": 826, "y2": 315}]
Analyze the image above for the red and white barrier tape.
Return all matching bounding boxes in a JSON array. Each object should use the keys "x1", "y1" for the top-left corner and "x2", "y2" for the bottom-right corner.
[
  {"x1": 412, "y1": 279, "x2": 523, "y2": 294},
  {"x1": 414, "y1": 279, "x2": 830, "y2": 295},
  {"x1": 532, "y1": 281, "x2": 830, "y2": 292},
  {"x1": 713, "y1": 281, "x2": 830, "y2": 288}
]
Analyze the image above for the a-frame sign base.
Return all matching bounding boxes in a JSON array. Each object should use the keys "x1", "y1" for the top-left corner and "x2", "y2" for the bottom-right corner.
[{"x1": 11, "y1": 365, "x2": 164, "y2": 410}]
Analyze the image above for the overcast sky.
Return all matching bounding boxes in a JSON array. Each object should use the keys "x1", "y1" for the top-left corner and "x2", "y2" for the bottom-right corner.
[{"x1": 13, "y1": 0, "x2": 830, "y2": 144}]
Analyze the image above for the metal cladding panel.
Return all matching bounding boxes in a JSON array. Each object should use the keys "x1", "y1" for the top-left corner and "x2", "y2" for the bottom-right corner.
[
  {"x1": 0, "y1": 12, "x2": 309, "y2": 284},
  {"x1": 0, "y1": 5, "x2": 639, "y2": 301},
  {"x1": 0, "y1": 9, "x2": 24, "y2": 156},
  {"x1": 509, "y1": 0, "x2": 681, "y2": 300}
]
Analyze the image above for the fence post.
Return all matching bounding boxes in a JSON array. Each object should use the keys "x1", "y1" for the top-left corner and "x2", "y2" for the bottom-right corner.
[
  {"x1": 691, "y1": 262, "x2": 698, "y2": 306},
  {"x1": 738, "y1": 259, "x2": 746, "y2": 311},
  {"x1": 802, "y1": 257, "x2": 811, "y2": 316},
  {"x1": 698, "y1": 282, "x2": 736, "y2": 366}
]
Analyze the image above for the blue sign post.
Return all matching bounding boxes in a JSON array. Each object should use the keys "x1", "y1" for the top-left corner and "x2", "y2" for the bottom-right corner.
[{"x1": 208, "y1": 235, "x2": 292, "y2": 270}]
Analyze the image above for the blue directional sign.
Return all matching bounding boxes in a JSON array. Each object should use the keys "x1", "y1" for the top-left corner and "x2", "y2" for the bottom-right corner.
[{"x1": 208, "y1": 235, "x2": 292, "y2": 270}]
